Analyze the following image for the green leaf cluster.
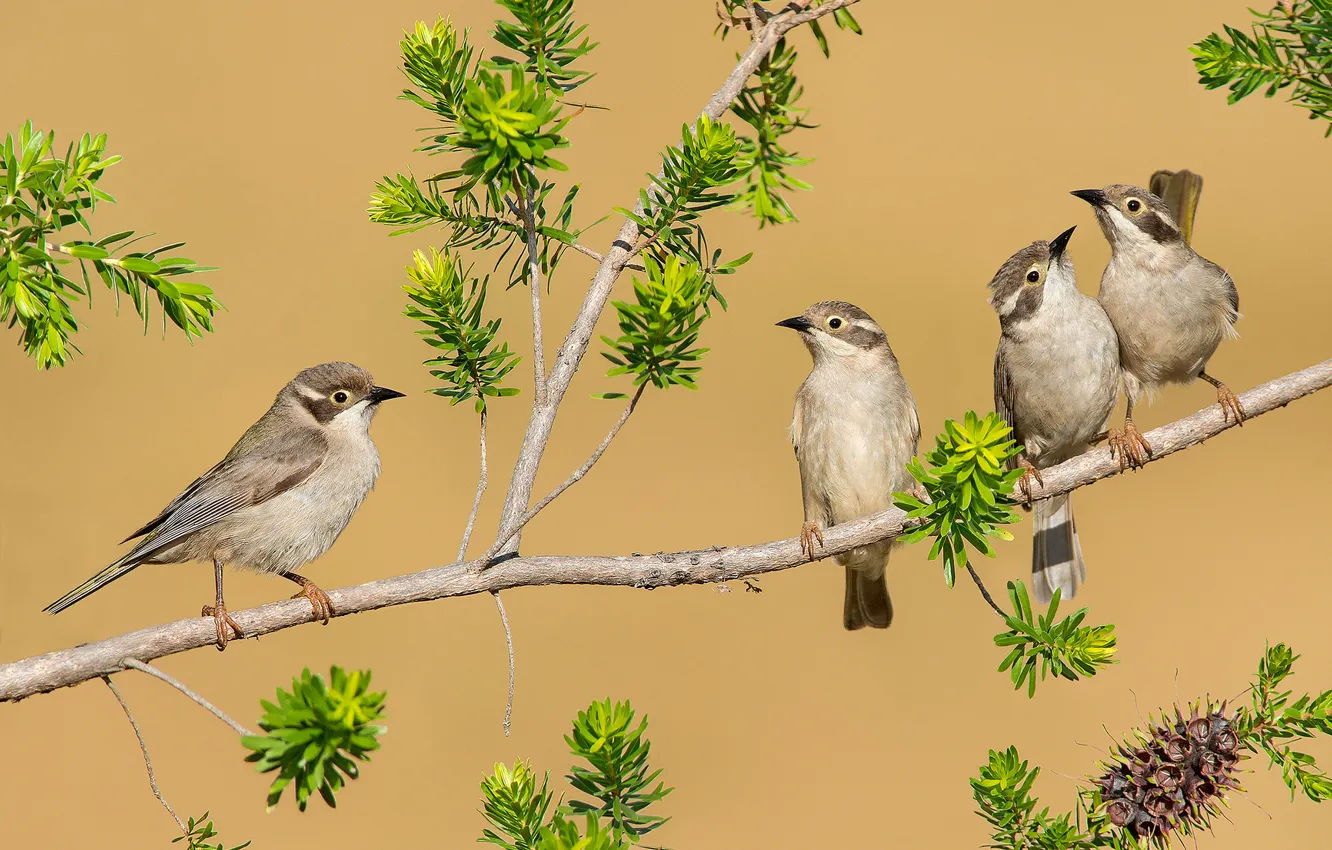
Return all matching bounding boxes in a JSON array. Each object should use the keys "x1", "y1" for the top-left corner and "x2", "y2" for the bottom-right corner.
[
  {"x1": 972, "y1": 747, "x2": 1093, "y2": 850},
  {"x1": 448, "y1": 66, "x2": 571, "y2": 197},
  {"x1": 1193, "y1": 2, "x2": 1332, "y2": 136},
  {"x1": 731, "y1": 38, "x2": 814, "y2": 226},
  {"x1": 477, "y1": 699, "x2": 670, "y2": 850},
  {"x1": 1236, "y1": 643, "x2": 1332, "y2": 801},
  {"x1": 491, "y1": 0, "x2": 597, "y2": 94},
  {"x1": 0, "y1": 122, "x2": 219, "y2": 368},
  {"x1": 598, "y1": 254, "x2": 714, "y2": 396},
  {"x1": 404, "y1": 248, "x2": 522, "y2": 412},
  {"x1": 995, "y1": 581, "x2": 1117, "y2": 698},
  {"x1": 241, "y1": 666, "x2": 387, "y2": 812},
  {"x1": 894, "y1": 411, "x2": 1024, "y2": 588},
  {"x1": 173, "y1": 812, "x2": 251, "y2": 850}
]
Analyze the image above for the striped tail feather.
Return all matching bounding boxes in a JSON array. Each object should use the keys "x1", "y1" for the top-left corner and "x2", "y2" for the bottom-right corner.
[
  {"x1": 1031, "y1": 493, "x2": 1086, "y2": 604},
  {"x1": 43, "y1": 558, "x2": 141, "y2": 615}
]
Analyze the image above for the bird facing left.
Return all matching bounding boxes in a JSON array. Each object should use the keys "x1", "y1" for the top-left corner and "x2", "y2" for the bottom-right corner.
[{"x1": 43, "y1": 361, "x2": 406, "y2": 650}]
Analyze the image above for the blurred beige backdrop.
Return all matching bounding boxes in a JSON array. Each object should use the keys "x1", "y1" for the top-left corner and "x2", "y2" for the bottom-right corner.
[{"x1": 3, "y1": 1, "x2": 1332, "y2": 847}]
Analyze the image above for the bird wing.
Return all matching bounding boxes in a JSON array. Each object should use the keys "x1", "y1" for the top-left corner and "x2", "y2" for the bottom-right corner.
[
  {"x1": 1222, "y1": 270, "x2": 1239, "y2": 319},
  {"x1": 120, "y1": 461, "x2": 226, "y2": 543},
  {"x1": 993, "y1": 345, "x2": 1023, "y2": 471},
  {"x1": 119, "y1": 428, "x2": 329, "y2": 566}
]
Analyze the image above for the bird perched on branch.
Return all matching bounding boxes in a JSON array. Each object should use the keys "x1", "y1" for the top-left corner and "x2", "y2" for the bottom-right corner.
[
  {"x1": 43, "y1": 362, "x2": 405, "y2": 649},
  {"x1": 988, "y1": 226, "x2": 1120, "y2": 603},
  {"x1": 778, "y1": 301, "x2": 920, "y2": 630},
  {"x1": 1071, "y1": 179, "x2": 1241, "y2": 468}
]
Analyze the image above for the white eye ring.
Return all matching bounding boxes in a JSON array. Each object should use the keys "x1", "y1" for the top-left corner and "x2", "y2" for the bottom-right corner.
[
  {"x1": 1125, "y1": 198, "x2": 1142, "y2": 213},
  {"x1": 1025, "y1": 267, "x2": 1041, "y2": 285},
  {"x1": 827, "y1": 316, "x2": 844, "y2": 329}
]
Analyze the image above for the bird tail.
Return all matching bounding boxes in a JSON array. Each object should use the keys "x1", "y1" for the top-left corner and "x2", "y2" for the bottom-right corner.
[
  {"x1": 43, "y1": 558, "x2": 141, "y2": 615},
  {"x1": 1031, "y1": 494, "x2": 1086, "y2": 605},
  {"x1": 843, "y1": 550, "x2": 893, "y2": 630}
]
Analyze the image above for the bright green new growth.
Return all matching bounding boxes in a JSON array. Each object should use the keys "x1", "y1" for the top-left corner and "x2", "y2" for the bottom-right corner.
[
  {"x1": 449, "y1": 66, "x2": 571, "y2": 197},
  {"x1": 996, "y1": 582, "x2": 1117, "y2": 699},
  {"x1": 172, "y1": 812, "x2": 251, "y2": 850},
  {"x1": 0, "y1": 122, "x2": 219, "y2": 368},
  {"x1": 477, "y1": 699, "x2": 670, "y2": 850},
  {"x1": 241, "y1": 666, "x2": 387, "y2": 812},
  {"x1": 971, "y1": 644, "x2": 1332, "y2": 849},
  {"x1": 598, "y1": 255, "x2": 712, "y2": 396},
  {"x1": 1193, "y1": 1, "x2": 1332, "y2": 136},
  {"x1": 404, "y1": 248, "x2": 522, "y2": 412}
]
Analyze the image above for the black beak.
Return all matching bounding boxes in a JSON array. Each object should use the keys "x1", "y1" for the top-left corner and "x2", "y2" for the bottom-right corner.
[
  {"x1": 1048, "y1": 226, "x2": 1076, "y2": 260},
  {"x1": 1070, "y1": 188, "x2": 1108, "y2": 207},
  {"x1": 776, "y1": 316, "x2": 814, "y2": 332},
  {"x1": 367, "y1": 386, "x2": 407, "y2": 404}
]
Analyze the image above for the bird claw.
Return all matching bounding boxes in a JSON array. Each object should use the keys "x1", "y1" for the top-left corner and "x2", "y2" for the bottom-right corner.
[
  {"x1": 1108, "y1": 421, "x2": 1152, "y2": 470},
  {"x1": 201, "y1": 604, "x2": 243, "y2": 651},
  {"x1": 290, "y1": 581, "x2": 334, "y2": 625},
  {"x1": 1216, "y1": 384, "x2": 1246, "y2": 425},
  {"x1": 799, "y1": 521, "x2": 825, "y2": 560},
  {"x1": 1017, "y1": 462, "x2": 1044, "y2": 504}
]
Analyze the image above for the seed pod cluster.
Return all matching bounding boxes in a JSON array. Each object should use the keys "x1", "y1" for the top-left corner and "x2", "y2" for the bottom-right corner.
[{"x1": 1094, "y1": 700, "x2": 1244, "y2": 847}]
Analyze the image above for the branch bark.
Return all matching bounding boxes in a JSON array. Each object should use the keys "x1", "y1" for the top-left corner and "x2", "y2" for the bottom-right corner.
[
  {"x1": 489, "y1": 0, "x2": 862, "y2": 557},
  {"x1": 3, "y1": 358, "x2": 1327, "y2": 703}
]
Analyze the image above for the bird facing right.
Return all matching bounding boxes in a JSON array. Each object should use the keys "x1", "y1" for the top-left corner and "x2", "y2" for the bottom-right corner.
[
  {"x1": 1071, "y1": 184, "x2": 1242, "y2": 468},
  {"x1": 988, "y1": 226, "x2": 1121, "y2": 604},
  {"x1": 778, "y1": 301, "x2": 920, "y2": 630}
]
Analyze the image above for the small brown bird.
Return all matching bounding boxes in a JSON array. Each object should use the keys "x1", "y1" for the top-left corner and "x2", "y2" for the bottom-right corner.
[
  {"x1": 44, "y1": 362, "x2": 405, "y2": 649},
  {"x1": 778, "y1": 301, "x2": 921, "y2": 630}
]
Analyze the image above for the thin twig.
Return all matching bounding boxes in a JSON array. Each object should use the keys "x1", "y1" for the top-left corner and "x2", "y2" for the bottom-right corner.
[
  {"x1": 102, "y1": 676, "x2": 185, "y2": 834},
  {"x1": 966, "y1": 565, "x2": 1006, "y2": 619},
  {"x1": 568, "y1": 241, "x2": 645, "y2": 272},
  {"x1": 485, "y1": 383, "x2": 646, "y2": 564},
  {"x1": 2, "y1": 357, "x2": 1328, "y2": 703},
  {"x1": 492, "y1": 591, "x2": 515, "y2": 737},
  {"x1": 489, "y1": 0, "x2": 863, "y2": 558},
  {"x1": 121, "y1": 658, "x2": 254, "y2": 737},
  {"x1": 520, "y1": 186, "x2": 547, "y2": 407},
  {"x1": 457, "y1": 409, "x2": 489, "y2": 564}
]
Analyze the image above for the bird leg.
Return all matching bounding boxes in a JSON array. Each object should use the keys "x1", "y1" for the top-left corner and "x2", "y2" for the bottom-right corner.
[
  {"x1": 1016, "y1": 459, "x2": 1044, "y2": 505},
  {"x1": 284, "y1": 573, "x2": 334, "y2": 625},
  {"x1": 200, "y1": 558, "x2": 242, "y2": 651},
  {"x1": 1107, "y1": 398, "x2": 1152, "y2": 470},
  {"x1": 1199, "y1": 371, "x2": 1245, "y2": 425},
  {"x1": 799, "y1": 521, "x2": 825, "y2": 560}
]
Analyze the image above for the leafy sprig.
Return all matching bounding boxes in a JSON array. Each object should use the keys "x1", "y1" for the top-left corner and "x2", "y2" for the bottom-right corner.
[
  {"x1": 0, "y1": 122, "x2": 219, "y2": 368},
  {"x1": 491, "y1": 0, "x2": 597, "y2": 94},
  {"x1": 173, "y1": 812, "x2": 251, "y2": 850},
  {"x1": 972, "y1": 747, "x2": 1092, "y2": 850},
  {"x1": 995, "y1": 582, "x2": 1117, "y2": 699},
  {"x1": 731, "y1": 38, "x2": 814, "y2": 227},
  {"x1": 241, "y1": 666, "x2": 387, "y2": 812},
  {"x1": 1193, "y1": 2, "x2": 1332, "y2": 136},
  {"x1": 480, "y1": 760, "x2": 554, "y2": 850},
  {"x1": 403, "y1": 248, "x2": 522, "y2": 412},
  {"x1": 1237, "y1": 643, "x2": 1332, "y2": 801},
  {"x1": 563, "y1": 699, "x2": 673, "y2": 842}
]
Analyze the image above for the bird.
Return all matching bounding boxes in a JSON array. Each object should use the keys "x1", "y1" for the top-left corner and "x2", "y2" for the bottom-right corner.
[
  {"x1": 777, "y1": 301, "x2": 921, "y2": 630},
  {"x1": 43, "y1": 362, "x2": 405, "y2": 649},
  {"x1": 1071, "y1": 184, "x2": 1242, "y2": 468},
  {"x1": 988, "y1": 226, "x2": 1121, "y2": 604}
]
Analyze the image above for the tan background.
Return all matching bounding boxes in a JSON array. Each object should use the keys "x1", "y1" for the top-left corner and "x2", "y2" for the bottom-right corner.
[{"x1": 3, "y1": 1, "x2": 1332, "y2": 846}]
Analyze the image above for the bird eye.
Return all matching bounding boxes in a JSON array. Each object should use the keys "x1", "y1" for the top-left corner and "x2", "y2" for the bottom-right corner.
[
  {"x1": 1126, "y1": 198, "x2": 1142, "y2": 213},
  {"x1": 827, "y1": 316, "x2": 843, "y2": 329},
  {"x1": 1025, "y1": 268, "x2": 1041, "y2": 284},
  {"x1": 332, "y1": 391, "x2": 350, "y2": 404}
]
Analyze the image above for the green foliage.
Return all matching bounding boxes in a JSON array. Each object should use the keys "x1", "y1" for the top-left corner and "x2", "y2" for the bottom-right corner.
[
  {"x1": 0, "y1": 122, "x2": 219, "y2": 368},
  {"x1": 480, "y1": 760, "x2": 554, "y2": 850},
  {"x1": 404, "y1": 248, "x2": 522, "y2": 412},
  {"x1": 534, "y1": 812, "x2": 628, "y2": 850},
  {"x1": 241, "y1": 667, "x2": 387, "y2": 812},
  {"x1": 1192, "y1": 1, "x2": 1332, "y2": 136},
  {"x1": 713, "y1": 0, "x2": 862, "y2": 59},
  {"x1": 731, "y1": 38, "x2": 814, "y2": 226},
  {"x1": 1237, "y1": 643, "x2": 1332, "y2": 801},
  {"x1": 598, "y1": 254, "x2": 714, "y2": 396},
  {"x1": 972, "y1": 747, "x2": 1092, "y2": 850},
  {"x1": 563, "y1": 699, "x2": 673, "y2": 842},
  {"x1": 616, "y1": 115, "x2": 742, "y2": 268},
  {"x1": 173, "y1": 812, "x2": 251, "y2": 850},
  {"x1": 894, "y1": 411, "x2": 1024, "y2": 588},
  {"x1": 399, "y1": 17, "x2": 478, "y2": 132},
  {"x1": 491, "y1": 0, "x2": 597, "y2": 94},
  {"x1": 995, "y1": 582, "x2": 1117, "y2": 699}
]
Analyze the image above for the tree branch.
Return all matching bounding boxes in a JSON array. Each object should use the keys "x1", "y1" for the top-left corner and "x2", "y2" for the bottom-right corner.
[
  {"x1": 457, "y1": 410, "x2": 489, "y2": 564},
  {"x1": 103, "y1": 676, "x2": 186, "y2": 834},
  {"x1": 121, "y1": 658, "x2": 254, "y2": 737},
  {"x1": 520, "y1": 187, "x2": 548, "y2": 407},
  {"x1": 2, "y1": 358, "x2": 1327, "y2": 703},
  {"x1": 489, "y1": 0, "x2": 862, "y2": 557},
  {"x1": 492, "y1": 591, "x2": 515, "y2": 737}
]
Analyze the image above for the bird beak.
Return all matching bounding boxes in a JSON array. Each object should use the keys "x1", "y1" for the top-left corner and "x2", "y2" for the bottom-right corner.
[
  {"x1": 367, "y1": 386, "x2": 407, "y2": 404},
  {"x1": 1048, "y1": 226, "x2": 1076, "y2": 260},
  {"x1": 776, "y1": 316, "x2": 814, "y2": 332},
  {"x1": 1070, "y1": 188, "x2": 1108, "y2": 207}
]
